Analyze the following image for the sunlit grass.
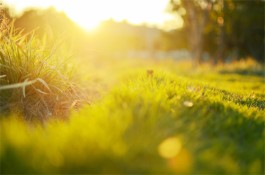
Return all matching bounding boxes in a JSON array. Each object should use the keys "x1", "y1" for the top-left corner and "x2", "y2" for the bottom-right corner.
[
  {"x1": 0, "y1": 19, "x2": 86, "y2": 121},
  {"x1": 1, "y1": 69, "x2": 264, "y2": 174},
  {"x1": 0, "y1": 9, "x2": 264, "y2": 174}
]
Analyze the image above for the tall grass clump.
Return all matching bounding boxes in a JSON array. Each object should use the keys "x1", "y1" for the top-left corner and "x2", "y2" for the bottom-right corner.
[{"x1": 0, "y1": 14, "x2": 85, "y2": 121}]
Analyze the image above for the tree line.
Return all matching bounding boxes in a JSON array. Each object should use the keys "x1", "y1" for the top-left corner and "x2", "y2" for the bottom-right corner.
[{"x1": 170, "y1": 0, "x2": 264, "y2": 65}]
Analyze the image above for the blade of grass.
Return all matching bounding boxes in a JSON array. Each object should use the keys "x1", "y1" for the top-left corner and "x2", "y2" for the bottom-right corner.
[
  {"x1": 22, "y1": 78, "x2": 29, "y2": 98},
  {"x1": 36, "y1": 78, "x2": 51, "y2": 92},
  {"x1": 0, "y1": 79, "x2": 37, "y2": 91}
]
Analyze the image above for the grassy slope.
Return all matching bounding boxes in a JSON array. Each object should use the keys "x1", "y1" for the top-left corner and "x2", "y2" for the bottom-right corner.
[{"x1": 0, "y1": 63, "x2": 264, "y2": 174}]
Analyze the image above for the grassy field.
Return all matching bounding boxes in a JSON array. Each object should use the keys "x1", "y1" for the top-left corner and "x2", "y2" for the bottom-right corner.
[
  {"x1": 1, "y1": 60, "x2": 264, "y2": 174},
  {"x1": 0, "y1": 17, "x2": 264, "y2": 174}
]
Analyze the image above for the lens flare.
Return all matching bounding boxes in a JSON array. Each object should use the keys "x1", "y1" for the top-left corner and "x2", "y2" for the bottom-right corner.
[{"x1": 158, "y1": 137, "x2": 182, "y2": 159}]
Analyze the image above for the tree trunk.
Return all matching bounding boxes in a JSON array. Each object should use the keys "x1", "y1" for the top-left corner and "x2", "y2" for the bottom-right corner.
[
  {"x1": 183, "y1": 0, "x2": 211, "y2": 67},
  {"x1": 216, "y1": 25, "x2": 225, "y2": 64},
  {"x1": 216, "y1": 0, "x2": 225, "y2": 65}
]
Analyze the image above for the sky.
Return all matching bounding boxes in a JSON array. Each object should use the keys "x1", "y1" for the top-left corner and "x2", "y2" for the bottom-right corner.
[{"x1": 2, "y1": 0, "x2": 183, "y2": 31}]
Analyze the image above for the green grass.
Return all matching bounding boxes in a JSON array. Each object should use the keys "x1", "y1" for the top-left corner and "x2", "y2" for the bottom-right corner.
[{"x1": 1, "y1": 69, "x2": 264, "y2": 174}]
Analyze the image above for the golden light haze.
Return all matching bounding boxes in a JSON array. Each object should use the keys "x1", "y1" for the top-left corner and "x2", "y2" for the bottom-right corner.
[{"x1": 3, "y1": 0, "x2": 183, "y2": 31}]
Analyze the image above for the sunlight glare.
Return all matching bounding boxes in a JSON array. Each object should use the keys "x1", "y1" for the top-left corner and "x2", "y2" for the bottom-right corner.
[{"x1": 4, "y1": 0, "x2": 182, "y2": 31}]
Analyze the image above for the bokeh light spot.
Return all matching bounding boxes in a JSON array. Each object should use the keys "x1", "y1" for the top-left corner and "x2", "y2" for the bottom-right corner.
[{"x1": 158, "y1": 137, "x2": 182, "y2": 159}]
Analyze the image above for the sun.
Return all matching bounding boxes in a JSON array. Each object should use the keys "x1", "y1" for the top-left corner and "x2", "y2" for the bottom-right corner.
[
  {"x1": 57, "y1": 1, "x2": 106, "y2": 31},
  {"x1": 4, "y1": 0, "x2": 182, "y2": 31},
  {"x1": 59, "y1": 0, "x2": 182, "y2": 31},
  {"x1": 65, "y1": 11, "x2": 102, "y2": 31}
]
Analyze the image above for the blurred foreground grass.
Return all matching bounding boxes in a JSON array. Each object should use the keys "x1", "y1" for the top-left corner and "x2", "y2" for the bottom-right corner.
[{"x1": 1, "y1": 60, "x2": 264, "y2": 174}]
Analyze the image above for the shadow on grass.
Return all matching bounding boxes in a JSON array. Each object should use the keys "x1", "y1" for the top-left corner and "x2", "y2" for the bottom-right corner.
[{"x1": 219, "y1": 69, "x2": 265, "y2": 77}]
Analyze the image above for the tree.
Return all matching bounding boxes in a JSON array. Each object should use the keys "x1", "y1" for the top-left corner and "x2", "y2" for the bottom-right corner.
[
  {"x1": 204, "y1": 0, "x2": 264, "y2": 63},
  {"x1": 170, "y1": 0, "x2": 216, "y2": 66},
  {"x1": 170, "y1": 0, "x2": 265, "y2": 64},
  {"x1": 223, "y1": 0, "x2": 264, "y2": 62}
]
